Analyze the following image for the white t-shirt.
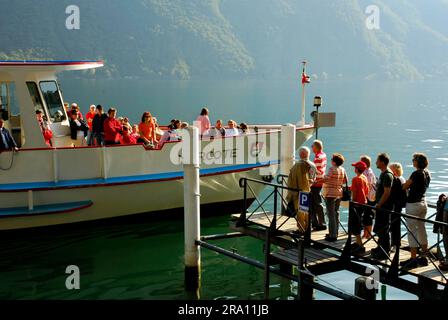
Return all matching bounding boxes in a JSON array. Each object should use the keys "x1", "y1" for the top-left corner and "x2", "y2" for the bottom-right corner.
[{"x1": 226, "y1": 128, "x2": 240, "y2": 137}]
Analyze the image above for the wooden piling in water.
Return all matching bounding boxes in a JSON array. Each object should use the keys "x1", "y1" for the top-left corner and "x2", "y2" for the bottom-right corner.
[{"x1": 183, "y1": 126, "x2": 201, "y2": 293}]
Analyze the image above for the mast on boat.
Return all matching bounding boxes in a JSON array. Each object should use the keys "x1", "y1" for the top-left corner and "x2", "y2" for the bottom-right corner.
[{"x1": 299, "y1": 60, "x2": 311, "y2": 127}]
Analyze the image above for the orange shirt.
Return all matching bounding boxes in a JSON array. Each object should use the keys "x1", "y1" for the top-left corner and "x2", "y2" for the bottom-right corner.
[
  {"x1": 351, "y1": 175, "x2": 369, "y2": 204},
  {"x1": 139, "y1": 122, "x2": 155, "y2": 142}
]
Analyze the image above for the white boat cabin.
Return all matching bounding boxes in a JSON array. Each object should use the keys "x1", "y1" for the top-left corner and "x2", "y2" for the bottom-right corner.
[{"x1": 0, "y1": 61, "x2": 104, "y2": 149}]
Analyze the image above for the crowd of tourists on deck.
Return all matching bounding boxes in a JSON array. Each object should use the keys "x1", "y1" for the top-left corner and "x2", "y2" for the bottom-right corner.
[
  {"x1": 0, "y1": 103, "x2": 252, "y2": 152},
  {"x1": 62, "y1": 105, "x2": 250, "y2": 148},
  {"x1": 286, "y1": 139, "x2": 448, "y2": 271}
]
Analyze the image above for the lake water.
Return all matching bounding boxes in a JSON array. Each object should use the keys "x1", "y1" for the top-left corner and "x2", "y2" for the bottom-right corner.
[{"x1": 1, "y1": 78, "x2": 447, "y2": 300}]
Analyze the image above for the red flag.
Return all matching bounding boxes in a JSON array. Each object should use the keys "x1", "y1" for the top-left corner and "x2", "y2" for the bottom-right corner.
[{"x1": 302, "y1": 72, "x2": 311, "y2": 85}]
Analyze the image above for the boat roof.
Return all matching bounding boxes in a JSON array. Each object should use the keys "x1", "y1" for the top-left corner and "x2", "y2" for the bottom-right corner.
[{"x1": 0, "y1": 60, "x2": 104, "y2": 73}]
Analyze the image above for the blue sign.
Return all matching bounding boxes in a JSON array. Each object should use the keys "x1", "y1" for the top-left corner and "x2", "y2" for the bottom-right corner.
[{"x1": 299, "y1": 192, "x2": 310, "y2": 212}]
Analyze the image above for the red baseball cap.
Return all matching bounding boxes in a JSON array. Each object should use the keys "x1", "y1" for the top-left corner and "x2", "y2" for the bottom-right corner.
[{"x1": 352, "y1": 161, "x2": 367, "y2": 172}]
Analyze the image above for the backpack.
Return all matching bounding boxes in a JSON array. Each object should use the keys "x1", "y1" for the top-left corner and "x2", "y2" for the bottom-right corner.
[{"x1": 390, "y1": 175, "x2": 407, "y2": 210}]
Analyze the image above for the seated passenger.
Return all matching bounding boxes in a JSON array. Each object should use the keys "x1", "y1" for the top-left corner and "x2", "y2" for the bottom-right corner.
[
  {"x1": 168, "y1": 119, "x2": 177, "y2": 130},
  {"x1": 121, "y1": 126, "x2": 137, "y2": 145},
  {"x1": 131, "y1": 125, "x2": 140, "y2": 141},
  {"x1": 239, "y1": 122, "x2": 250, "y2": 135},
  {"x1": 69, "y1": 110, "x2": 89, "y2": 147},
  {"x1": 138, "y1": 112, "x2": 158, "y2": 147},
  {"x1": 153, "y1": 117, "x2": 164, "y2": 141},
  {"x1": 36, "y1": 110, "x2": 53, "y2": 147},
  {"x1": 181, "y1": 122, "x2": 189, "y2": 129},
  {"x1": 0, "y1": 118, "x2": 18, "y2": 152},
  {"x1": 226, "y1": 120, "x2": 240, "y2": 137},
  {"x1": 210, "y1": 120, "x2": 226, "y2": 138},
  {"x1": 123, "y1": 117, "x2": 132, "y2": 132},
  {"x1": 103, "y1": 108, "x2": 123, "y2": 145},
  {"x1": 160, "y1": 120, "x2": 182, "y2": 144},
  {"x1": 70, "y1": 103, "x2": 84, "y2": 120}
]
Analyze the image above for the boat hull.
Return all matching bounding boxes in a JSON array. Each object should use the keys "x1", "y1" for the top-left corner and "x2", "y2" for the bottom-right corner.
[{"x1": 0, "y1": 127, "x2": 315, "y2": 230}]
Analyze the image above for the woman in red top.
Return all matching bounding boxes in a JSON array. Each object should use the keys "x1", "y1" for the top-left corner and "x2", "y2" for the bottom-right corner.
[
  {"x1": 36, "y1": 110, "x2": 53, "y2": 147},
  {"x1": 121, "y1": 126, "x2": 137, "y2": 145},
  {"x1": 103, "y1": 108, "x2": 123, "y2": 145},
  {"x1": 138, "y1": 112, "x2": 157, "y2": 147},
  {"x1": 349, "y1": 161, "x2": 370, "y2": 253}
]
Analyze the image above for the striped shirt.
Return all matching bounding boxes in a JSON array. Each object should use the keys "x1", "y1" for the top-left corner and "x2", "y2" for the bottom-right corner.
[
  {"x1": 363, "y1": 168, "x2": 377, "y2": 202},
  {"x1": 322, "y1": 166, "x2": 346, "y2": 199},
  {"x1": 313, "y1": 151, "x2": 327, "y2": 187}
]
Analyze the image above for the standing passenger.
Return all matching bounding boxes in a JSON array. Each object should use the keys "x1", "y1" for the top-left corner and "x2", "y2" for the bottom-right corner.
[
  {"x1": 103, "y1": 108, "x2": 123, "y2": 145},
  {"x1": 286, "y1": 147, "x2": 317, "y2": 232},
  {"x1": 69, "y1": 110, "x2": 89, "y2": 147},
  {"x1": 389, "y1": 162, "x2": 407, "y2": 249},
  {"x1": 92, "y1": 105, "x2": 108, "y2": 146},
  {"x1": 0, "y1": 118, "x2": 18, "y2": 152},
  {"x1": 322, "y1": 153, "x2": 347, "y2": 242},
  {"x1": 196, "y1": 107, "x2": 211, "y2": 136},
  {"x1": 360, "y1": 155, "x2": 377, "y2": 239},
  {"x1": 400, "y1": 153, "x2": 431, "y2": 269},
  {"x1": 85, "y1": 105, "x2": 96, "y2": 146},
  {"x1": 36, "y1": 110, "x2": 53, "y2": 147},
  {"x1": 372, "y1": 153, "x2": 394, "y2": 260},
  {"x1": 349, "y1": 161, "x2": 369, "y2": 253},
  {"x1": 310, "y1": 140, "x2": 327, "y2": 231}
]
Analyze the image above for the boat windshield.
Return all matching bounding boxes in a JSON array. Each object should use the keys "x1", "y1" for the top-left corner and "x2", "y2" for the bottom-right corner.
[{"x1": 39, "y1": 81, "x2": 66, "y2": 122}]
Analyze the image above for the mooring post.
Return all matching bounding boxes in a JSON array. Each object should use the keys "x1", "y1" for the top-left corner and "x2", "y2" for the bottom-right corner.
[
  {"x1": 280, "y1": 124, "x2": 297, "y2": 177},
  {"x1": 354, "y1": 276, "x2": 377, "y2": 300},
  {"x1": 183, "y1": 126, "x2": 201, "y2": 293}
]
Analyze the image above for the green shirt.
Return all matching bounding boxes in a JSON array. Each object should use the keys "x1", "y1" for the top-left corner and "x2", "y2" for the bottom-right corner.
[{"x1": 375, "y1": 169, "x2": 394, "y2": 207}]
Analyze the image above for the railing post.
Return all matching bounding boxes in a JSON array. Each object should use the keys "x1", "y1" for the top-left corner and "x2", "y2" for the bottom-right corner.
[
  {"x1": 272, "y1": 186, "x2": 278, "y2": 231},
  {"x1": 304, "y1": 195, "x2": 312, "y2": 247},
  {"x1": 264, "y1": 228, "x2": 271, "y2": 300},
  {"x1": 237, "y1": 178, "x2": 248, "y2": 227},
  {"x1": 341, "y1": 201, "x2": 353, "y2": 262},
  {"x1": 297, "y1": 238, "x2": 314, "y2": 300}
]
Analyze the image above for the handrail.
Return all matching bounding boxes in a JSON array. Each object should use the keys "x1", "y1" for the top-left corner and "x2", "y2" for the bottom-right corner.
[
  {"x1": 239, "y1": 177, "x2": 301, "y2": 194},
  {"x1": 344, "y1": 200, "x2": 447, "y2": 283},
  {"x1": 355, "y1": 202, "x2": 447, "y2": 227}
]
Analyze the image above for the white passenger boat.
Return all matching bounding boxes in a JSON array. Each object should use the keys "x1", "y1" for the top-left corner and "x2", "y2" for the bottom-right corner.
[{"x1": 0, "y1": 60, "x2": 323, "y2": 231}]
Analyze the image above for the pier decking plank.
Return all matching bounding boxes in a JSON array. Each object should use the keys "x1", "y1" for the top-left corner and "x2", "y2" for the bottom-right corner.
[{"x1": 231, "y1": 212, "x2": 448, "y2": 286}]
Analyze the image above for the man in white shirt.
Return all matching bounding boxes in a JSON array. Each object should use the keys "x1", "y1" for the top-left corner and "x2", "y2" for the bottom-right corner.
[{"x1": 226, "y1": 120, "x2": 239, "y2": 137}]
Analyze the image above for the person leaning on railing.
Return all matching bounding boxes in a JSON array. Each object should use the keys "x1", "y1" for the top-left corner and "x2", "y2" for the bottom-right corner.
[{"x1": 400, "y1": 153, "x2": 431, "y2": 269}]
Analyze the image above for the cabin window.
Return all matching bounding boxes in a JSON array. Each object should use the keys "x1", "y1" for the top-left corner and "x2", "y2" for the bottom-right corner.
[
  {"x1": 39, "y1": 81, "x2": 65, "y2": 122},
  {"x1": 26, "y1": 82, "x2": 46, "y2": 115},
  {"x1": 0, "y1": 82, "x2": 20, "y2": 117}
]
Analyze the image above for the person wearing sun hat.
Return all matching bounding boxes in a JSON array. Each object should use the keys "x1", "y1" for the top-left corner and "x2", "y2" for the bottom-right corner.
[{"x1": 349, "y1": 160, "x2": 369, "y2": 254}]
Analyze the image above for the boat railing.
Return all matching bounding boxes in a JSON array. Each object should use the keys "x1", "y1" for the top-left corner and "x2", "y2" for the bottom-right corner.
[{"x1": 237, "y1": 176, "x2": 314, "y2": 245}]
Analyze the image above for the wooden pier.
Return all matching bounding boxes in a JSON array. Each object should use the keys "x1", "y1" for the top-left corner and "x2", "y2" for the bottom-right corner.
[{"x1": 196, "y1": 177, "x2": 448, "y2": 300}]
